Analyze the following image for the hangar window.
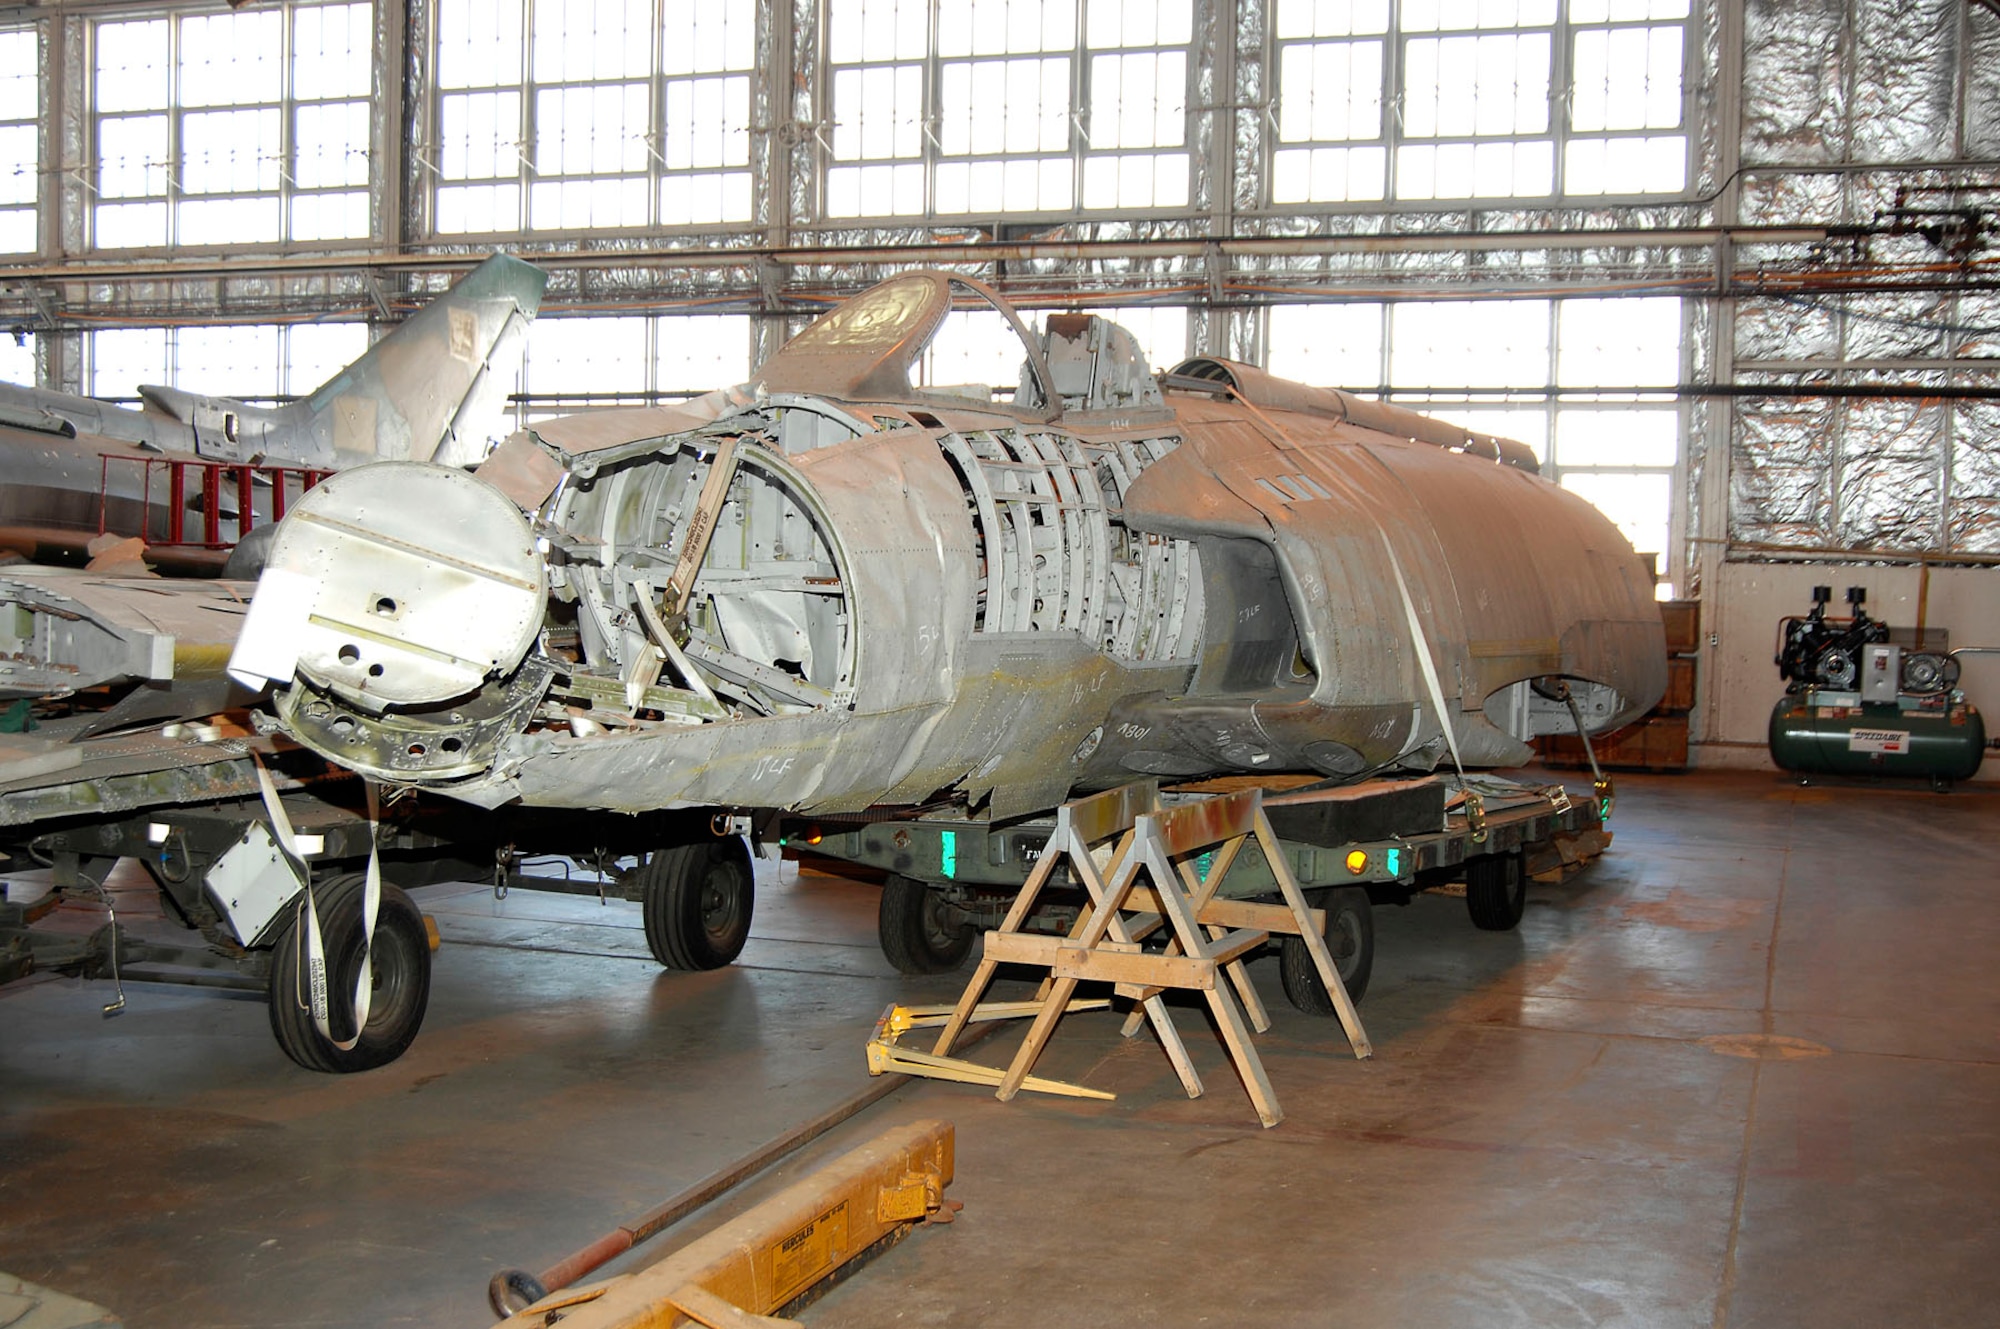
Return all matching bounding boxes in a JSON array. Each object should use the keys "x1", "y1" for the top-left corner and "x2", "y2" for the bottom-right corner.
[
  {"x1": 86, "y1": 329, "x2": 167, "y2": 399},
  {"x1": 922, "y1": 307, "x2": 1036, "y2": 397},
  {"x1": 432, "y1": 0, "x2": 754, "y2": 234},
  {"x1": 1063, "y1": 306, "x2": 1190, "y2": 376},
  {"x1": 1079, "y1": 3, "x2": 1190, "y2": 210},
  {"x1": 284, "y1": 323, "x2": 374, "y2": 393},
  {"x1": 1267, "y1": 303, "x2": 1387, "y2": 391},
  {"x1": 908, "y1": 303, "x2": 1185, "y2": 404},
  {"x1": 84, "y1": 322, "x2": 370, "y2": 401},
  {"x1": 1387, "y1": 299, "x2": 1555, "y2": 467},
  {"x1": 1271, "y1": 0, "x2": 1688, "y2": 205},
  {"x1": 658, "y1": 315, "x2": 754, "y2": 397},
  {"x1": 174, "y1": 327, "x2": 284, "y2": 401},
  {"x1": 510, "y1": 313, "x2": 753, "y2": 422},
  {"x1": 0, "y1": 25, "x2": 37, "y2": 256},
  {"x1": 1267, "y1": 294, "x2": 1684, "y2": 595},
  {"x1": 825, "y1": 0, "x2": 1193, "y2": 220},
  {"x1": 1565, "y1": 4, "x2": 1688, "y2": 195},
  {"x1": 0, "y1": 331, "x2": 33, "y2": 387},
  {"x1": 90, "y1": 3, "x2": 374, "y2": 250},
  {"x1": 521, "y1": 315, "x2": 652, "y2": 417}
]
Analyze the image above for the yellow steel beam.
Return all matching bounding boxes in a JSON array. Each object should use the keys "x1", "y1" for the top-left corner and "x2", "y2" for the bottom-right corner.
[{"x1": 505, "y1": 1120, "x2": 958, "y2": 1328}]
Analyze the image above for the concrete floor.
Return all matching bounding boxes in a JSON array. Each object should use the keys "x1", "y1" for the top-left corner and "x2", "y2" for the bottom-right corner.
[{"x1": 2, "y1": 769, "x2": 1997, "y2": 1327}]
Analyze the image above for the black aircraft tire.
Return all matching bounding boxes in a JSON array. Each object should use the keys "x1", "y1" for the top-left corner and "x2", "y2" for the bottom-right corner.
[
  {"x1": 1465, "y1": 851, "x2": 1528, "y2": 931},
  {"x1": 267, "y1": 874, "x2": 432, "y2": 1074},
  {"x1": 877, "y1": 874, "x2": 975, "y2": 975},
  {"x1": 1280, "y1": 887, "x2": 1373, "y2": 1013},
  {"x1": 640, "y1": 838, "x2": 754, "y2": 970}
]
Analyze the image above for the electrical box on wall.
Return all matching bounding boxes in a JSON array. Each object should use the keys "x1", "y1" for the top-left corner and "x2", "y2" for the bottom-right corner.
[{"x1": 1860, "y1": 644, "x2": 1901, "y2": 704}]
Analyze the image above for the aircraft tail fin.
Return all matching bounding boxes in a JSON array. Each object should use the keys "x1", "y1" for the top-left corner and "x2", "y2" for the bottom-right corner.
[{"x1": 183, "y1": 254, "x2": 546, "y2": 470}]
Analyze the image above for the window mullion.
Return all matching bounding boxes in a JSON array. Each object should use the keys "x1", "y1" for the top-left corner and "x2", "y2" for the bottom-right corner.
[
  {"x1": 1550, "y1": 7, "x2": 1570, "y2": 199},
  {"x1": 1546, "y1": 298, "x2": 1562, "y2": 476},
  {"x1": 167, "y1": 17, "x2": 182, "y2": 248},
  {"x1": 520, "y1": 0, "x2": 538, "y2": 233},
  {"x1": 1070, "y1": 0, "x2": 1085, "y2": 209},
  {"x1": 648, "y1": 3, "x2": 663, "y2": 230},
  {"x1": 423, "y1": 1, "x2": 442, "y2": 232},
  {"x1": 280, "y1": 3, "x2": 296, "y2": 232},
  {"x1": 1389, "y1": 0, "x2": 1410, "y2": 193},
  {"x1": 923, "y1": 0, "x2": 941, "y2": 217}
]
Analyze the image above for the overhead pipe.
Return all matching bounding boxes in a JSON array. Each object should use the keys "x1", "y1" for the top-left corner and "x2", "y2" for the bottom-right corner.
[{"x1": 0, "y1": 224, "x2": 1846, "y2": 287}]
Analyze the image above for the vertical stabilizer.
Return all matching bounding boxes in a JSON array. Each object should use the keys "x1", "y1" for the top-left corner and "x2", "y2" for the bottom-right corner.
[{"x1": 179, "y1": 254, "x2": 546, "y2": 469}]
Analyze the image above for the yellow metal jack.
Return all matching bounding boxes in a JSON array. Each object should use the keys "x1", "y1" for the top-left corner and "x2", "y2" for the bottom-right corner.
[{"x1": 866, "y1": 1002, "x2": 1116, "y2": 1101}]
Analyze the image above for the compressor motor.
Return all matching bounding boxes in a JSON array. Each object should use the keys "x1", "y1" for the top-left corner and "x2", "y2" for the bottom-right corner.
[
  {"x1": 1768, "y1": 585, "x2": 1984, "y2": 787},
  {"x1": 1775, "y1": 585, "x2": 1958, "y2": 697}
]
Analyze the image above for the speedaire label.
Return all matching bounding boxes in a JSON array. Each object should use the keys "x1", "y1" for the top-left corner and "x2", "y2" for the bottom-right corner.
[
  {"x1": 1847, "y1": 728, "x2": 1910, "y2": 754},
  {"x1": 772, "y1": 1200, "x2": 848, "y2": 1302}
]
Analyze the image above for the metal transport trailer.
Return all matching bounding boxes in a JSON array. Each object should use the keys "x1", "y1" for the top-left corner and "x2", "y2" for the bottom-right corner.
[
  {"x1": 793, "y1": 773, "x2": 1609, "y2": 1014},
  {"x1": 3, "y1": 716, "x2": 1602, "y2": 1069},
  {"x1": 0, "y1": 718, "x2": 758, "y2": 1073}
]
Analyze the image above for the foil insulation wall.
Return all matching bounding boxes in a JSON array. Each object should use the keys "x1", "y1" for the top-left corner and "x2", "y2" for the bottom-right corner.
[{"x1": 1731, "y1": 0, "x2": 2000, "y2": 557}]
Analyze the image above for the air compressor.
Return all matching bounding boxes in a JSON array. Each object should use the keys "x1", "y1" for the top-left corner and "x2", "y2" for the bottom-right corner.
[{"x1": 1767, "y1": 585, "x2": 1986, "y2": 786}]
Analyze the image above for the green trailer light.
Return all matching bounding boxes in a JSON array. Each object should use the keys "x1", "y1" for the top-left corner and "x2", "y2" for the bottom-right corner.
[
  {"x1": 941, "y1": 829, "x2": 957, "y2": 879},
  {"x1": 1385, "y1": 847, "x2": 1402, "y2": 875}
]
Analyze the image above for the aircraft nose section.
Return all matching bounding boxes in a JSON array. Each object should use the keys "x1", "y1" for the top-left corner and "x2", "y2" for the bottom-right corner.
[{"x1": 259, "y1": 460, "x2": 547, "y2": 711}]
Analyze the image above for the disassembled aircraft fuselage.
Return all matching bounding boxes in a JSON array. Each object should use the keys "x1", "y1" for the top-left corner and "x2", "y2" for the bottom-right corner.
[{"x1": 247, "y1": 272, "x2": 1666, "y2": 820}]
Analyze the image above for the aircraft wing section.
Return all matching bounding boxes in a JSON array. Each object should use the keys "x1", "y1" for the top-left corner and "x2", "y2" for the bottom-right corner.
[{"x1": 0, "y1": 570, "x2": 252, "y2": 699}]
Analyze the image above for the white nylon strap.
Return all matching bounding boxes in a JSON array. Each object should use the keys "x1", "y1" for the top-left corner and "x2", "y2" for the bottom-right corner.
[
  {"x1": 1376, "y1": 529, "x2": 1470, "y2": 779},
  {"x1": 1376, "y1": 531, "x2": 1489, "y2": 839},
  {"x1": 253, "y1": 756, "x2": 381, "y2": 1052}
]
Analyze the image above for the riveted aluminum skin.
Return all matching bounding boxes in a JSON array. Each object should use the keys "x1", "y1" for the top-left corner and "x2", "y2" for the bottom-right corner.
[{"x1": 255, "y1": 271, "x2": 1666, "y2": 820}]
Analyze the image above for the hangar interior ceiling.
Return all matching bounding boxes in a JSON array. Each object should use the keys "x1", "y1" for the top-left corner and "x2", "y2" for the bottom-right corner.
[{"x1": 1, "y1": 0, "x2": 1998, "y2": 599}]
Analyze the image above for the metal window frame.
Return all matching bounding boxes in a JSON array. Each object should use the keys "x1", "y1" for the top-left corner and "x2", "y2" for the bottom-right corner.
[
  {"x1": 426, "y1": 0, "x2": 761, "y2": 237},
  {"x1": 1265, "y1": 0, "x2": 1696, "y2": 211},
  {"x1": 85, "y1": 1, "x2": 377, "y2": 255},
  {"x1": 819, "y1": 0, "x2": 1202, "y2": 224},
  {"x1": 0, "y1": 22, "x2": 42, "y2": 256}
]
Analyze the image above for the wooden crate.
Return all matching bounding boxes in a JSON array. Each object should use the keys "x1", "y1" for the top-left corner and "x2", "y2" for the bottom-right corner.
[
  {"x1": 1660, "y1": 656, "x2": 1697, "y2": 713},
  {"x1": 1660, "y1": 599, "x2": 1701, "y2": 655},
  {"x1": 1535, "y1": 713, "x2": 1689, "y2": 772}
]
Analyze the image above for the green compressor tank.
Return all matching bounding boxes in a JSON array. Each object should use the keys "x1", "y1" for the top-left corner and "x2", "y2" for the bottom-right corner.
[{"x1": 1768, "y1": 696, "x2": 1987, "y2": 782}]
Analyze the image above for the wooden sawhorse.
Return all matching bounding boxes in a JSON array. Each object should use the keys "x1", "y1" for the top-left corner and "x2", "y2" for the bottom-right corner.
[{"x1": 931, "y1": 781, "x2": 1371, "y2": 1128}]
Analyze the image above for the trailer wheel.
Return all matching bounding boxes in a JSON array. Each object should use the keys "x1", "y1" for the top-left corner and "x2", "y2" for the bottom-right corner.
[
  {"x1": 878, "y1": 874, "x2": 975, "y2": 975},
  {"x1": 1465, "y1": 851, "x2": 1527, "y2": 931},
  {"x1": 640, "y1": 838, "x2": 754, "y2": 970},
  {"x1": 1281, "y1": 887, "x2": 1373, "y2": 1013},
  {"x1": 267, "y1": 873, "x2": 432, "y2": 1073}
]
